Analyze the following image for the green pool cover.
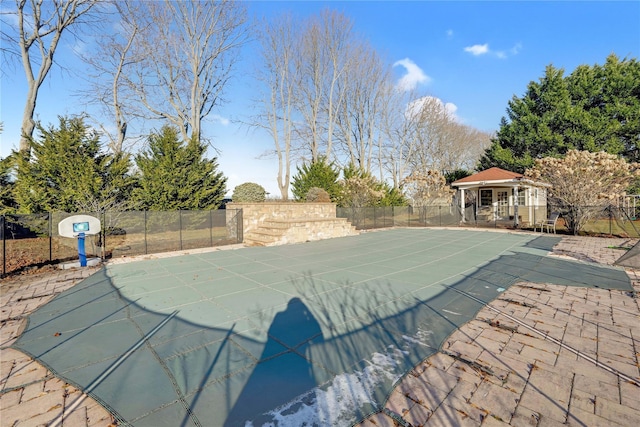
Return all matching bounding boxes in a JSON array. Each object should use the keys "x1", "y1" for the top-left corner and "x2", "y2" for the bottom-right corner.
[{"x1": 11, "y1": 229, "x2": 631, "y2": 426}]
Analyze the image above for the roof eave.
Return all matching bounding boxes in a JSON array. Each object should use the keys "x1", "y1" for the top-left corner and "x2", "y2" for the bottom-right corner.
[{"x1": 452, "y1": 178, "x2": 551, "y2": 188}]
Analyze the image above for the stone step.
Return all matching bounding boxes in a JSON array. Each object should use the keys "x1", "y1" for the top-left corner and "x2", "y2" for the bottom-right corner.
[
  {"x1": 244, "y1": 234, "x2": 273, "y2": 246},
  {"x1": 244, "y1": 217, "x2": 357, "y2": 247}
]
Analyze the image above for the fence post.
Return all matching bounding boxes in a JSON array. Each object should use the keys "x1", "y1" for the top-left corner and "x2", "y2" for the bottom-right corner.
[
  {"x1": 179, "y1": 210, "x2": 183, "y2": 251},
  {"x1": 101, "y1": 211, "x2": 106, "y2": 261},
  {"x1": 144, "y1": 211, "x2": 148, "y2": 255},
  {"x1": 609, "y1": 205, "x2": 613, "y2": 236},
  {"x1": 1, "y1": 215, "x2": 5, "y2": 278},
  {"x1": 210, "y1": 210, "x2": 213, "y2": 247},
  {"x1": 391, "y1": 206, "x2": 395, "y2": 227},
  {"x1": 49, "y1": 213, "x2": 52, "y2": 262}
]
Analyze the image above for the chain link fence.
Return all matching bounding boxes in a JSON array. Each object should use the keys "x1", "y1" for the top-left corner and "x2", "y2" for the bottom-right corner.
[{"x1": 1, "y1": 209, "x2": 243, "y2": 278}]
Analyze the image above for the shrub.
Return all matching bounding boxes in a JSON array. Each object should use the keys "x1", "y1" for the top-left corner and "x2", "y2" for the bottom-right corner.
[
  {"x1": 526, "y1": 150, "x2": 640, "y2": 234},
  {"x1": 379, "y1": 183, "x2": 407, "y2": 207},
  {"x1": 337, "y1": 164, "x2": 386, "y2": 208},
  {"x1": 306, "y1": 187, "x2": 331, "y2": 203},
  {"x1": 232, "y1": 182, "x2": 266, "y2": 202},
  {"x1": 291, "y1": 157, "x2": 341, "y2": 201},
  {"x1": 403, "y1": 170, "x2": 455, "y2": 207}
]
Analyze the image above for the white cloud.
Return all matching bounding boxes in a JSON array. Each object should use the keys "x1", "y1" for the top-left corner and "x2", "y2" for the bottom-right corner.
[
  {"x1": 464, "y1": 44, "x2": 489, "y2": 56},
  {"x1": 443, "y1": 101, "x2": 458, "y2": 117},
  {"x1": 464, "y1": 42, "x2": 522, "y2": 59},
  {"x1": 405, "y1": 96, "x2": 460, "y2": 123},
  {"x1": 210, "y1": 114, "x2": 230, "y2": 126},
  {"x1": 446, "y1": 29, "x2": 454, "y2": 38},
  {"x1": 70, "y1": 39, "x2": 90, "y2": 56},
  {"x1": 393, "y1": 58, "x2": 431, "y2": 91}
]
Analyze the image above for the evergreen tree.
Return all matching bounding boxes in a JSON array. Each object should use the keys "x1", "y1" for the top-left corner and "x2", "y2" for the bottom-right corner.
[
  {"x1": 568, "y1": 55, "x2": 640, "y2": 161},
  {"x1": 13, "y1": 116, "x2": 133, "y2": 213},
  {"x1": 378, "y1": 183, "x2": 407, "y2": 207},
  {"x1": 76, "y1": 151, "x2": 139, "y2": 214},
  {"x1": 338, "y1": 164, "x2": 385, "y2": 208},
  {"x1": 291, "y1": 157, "x2": 341, "y2": 201},
  {"x1": 134, "y1": 126, "x2": 227, "y2": 210},
  {"x1": 0, "y1": 155, "x2": 16, "y2": 214},
  {"x1": 479, "y1": 54, "x2": 640, "y2": 172}
]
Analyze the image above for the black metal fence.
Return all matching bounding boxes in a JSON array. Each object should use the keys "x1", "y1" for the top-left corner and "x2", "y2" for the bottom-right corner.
[
  {"x1": 336, "y1": 204, "x2": 640, "y2": 238},
  {"x1": 4, "y1": 204, "x2": 637, "y2": 278},
  {"x1": 336, "y1": 205, "x2": 542, "y2": 230},
  {"x1": 1, "y1": 209, "x2": 243, "y2": 278}
]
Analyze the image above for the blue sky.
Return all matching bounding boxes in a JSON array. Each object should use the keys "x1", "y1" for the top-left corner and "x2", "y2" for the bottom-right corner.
[{"x1": 2, "y1": 1, "x2": 639, "y2": 196}]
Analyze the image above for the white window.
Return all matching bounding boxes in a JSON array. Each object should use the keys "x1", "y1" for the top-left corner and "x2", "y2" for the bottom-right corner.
[
  {"x1": 480, "y1": 189, "x2": 492, "y2": 206},
  {"x1": 512, "y1": 188, "x2": 526, "y2": 206}
]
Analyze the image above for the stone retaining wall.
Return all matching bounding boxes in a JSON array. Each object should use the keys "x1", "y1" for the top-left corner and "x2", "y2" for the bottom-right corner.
[
  {"x1": 225, "y1": 202, "x2": 357, "y2": 245},
  {"x1": 226, "y1": 202, "x2": 337, "y2": 234}
]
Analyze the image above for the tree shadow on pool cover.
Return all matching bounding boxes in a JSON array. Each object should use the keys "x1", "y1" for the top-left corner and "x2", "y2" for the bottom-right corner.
[{"x1": 225, "y1": 297, "x2": 324, "y2": 426}]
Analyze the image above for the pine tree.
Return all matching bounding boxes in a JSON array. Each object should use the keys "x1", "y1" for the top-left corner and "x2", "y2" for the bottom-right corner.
[
  {"x1": 0, "y1": 155, "x2": 16, "y2": 214},
  {"x1": 13, "y1": 116, "x2": 132, "y2": 213},
  {"x1": 479, "y1": 55, "x2": 640, "y2": 172},
  {"x1": 134, "y1": 126, "x2": 227, "y2": 210},
  {"x1": 291, "y1": 157, "x2": 341, "y2": 201}
]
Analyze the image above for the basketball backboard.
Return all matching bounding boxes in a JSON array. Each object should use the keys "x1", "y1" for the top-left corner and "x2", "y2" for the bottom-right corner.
[{"x1": 58, "y1": 215, "x2": 101, "y2": 238}]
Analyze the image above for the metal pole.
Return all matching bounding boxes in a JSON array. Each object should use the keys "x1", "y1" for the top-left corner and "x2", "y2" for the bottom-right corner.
[
  {"x1": 49, "y1": 213, "x2": 52, "y2": 262},
  {"x1": 144, "y1": 211, "x2": 148, "y2": 255},
  {"x1": 78, "y1": 232, "x2": 87, "y2": 267},
  {"x1": 609, "y1": 205, "x2": 613, "y2": 236},
  {"x1": 373, "y1": 206, "x2": 377, "y2": 229},
  {"x1": 1, "y1": 216, "x2": 5, "y2": 278},
  {"x1": 101, "y1": 211, "x2": 106, "y2": 261},
  {"x1": 392, "y1": 206, "x2": 395, "y2": 228},
  {"x1": 179, "y1": 210, "x2": 183, "y2": 251}
]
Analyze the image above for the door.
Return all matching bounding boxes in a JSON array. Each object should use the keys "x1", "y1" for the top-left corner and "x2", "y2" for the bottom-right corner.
[{"x1": 497, "y1": 190, "x2": 508, "y2": 218}]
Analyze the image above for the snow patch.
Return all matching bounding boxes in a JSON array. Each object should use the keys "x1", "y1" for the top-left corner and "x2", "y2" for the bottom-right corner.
[{"x1": 246, "y1": 328, "x2": 434, "y2": 426}]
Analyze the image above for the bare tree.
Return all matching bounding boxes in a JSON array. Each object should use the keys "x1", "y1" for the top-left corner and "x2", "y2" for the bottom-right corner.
[
  {"x1": 295, "y1": 9, "x2": 352, "y2": 162},
  {"x1": 253, "y1": 14, "x2": 300, "y2": 199},
  {"x1": 379, "y1": 91, "x2": 492, "y2": 189},
  {"x1": 379, "y1": 88, "x2": 423, "y2": 189},
  {"x1": 252, "y1": 9, "x2": 354, "y2": 197},
  {"x1": 406, "y1": 96, "x2": 492, "y2": 174},
  {"x1": 444, "y1": 124, "x2": 493, "y2": 171},
  {"x1": 122, "y1": 0, "x2": 248, "y2": 144},
  {"x1": 3, "y1": 0, "x2": 99, "y2": 153},
  {"x1": 334, "y1": 41, "x2": 393, "y2": 173},
  {"x1": 78, "y1": 0, "x2": 144, "y2": 154}
]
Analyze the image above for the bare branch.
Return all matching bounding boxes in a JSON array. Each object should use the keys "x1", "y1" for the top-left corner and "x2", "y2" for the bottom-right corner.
[
  {"x1": 121, "y1": 0, "x2": 248, "y2": 145},
  {"x1": 5, "y1": 0, "x2": 101, "y2": 152}
]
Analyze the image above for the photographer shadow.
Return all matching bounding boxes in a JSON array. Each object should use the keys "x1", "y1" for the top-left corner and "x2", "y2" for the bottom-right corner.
[{"x1": 224, "y1": 297, "x2": 324, "y2": 426}]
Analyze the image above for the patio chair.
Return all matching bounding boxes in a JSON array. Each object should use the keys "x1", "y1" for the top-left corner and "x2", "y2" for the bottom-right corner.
[{"x1": 535, "y1": 212, "x2": 560, "y2": 234}]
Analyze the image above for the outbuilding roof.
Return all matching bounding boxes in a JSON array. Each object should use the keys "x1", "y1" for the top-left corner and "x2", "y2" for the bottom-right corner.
[
  {"x1": 451, "y1": 167, "x2": 550, "y2": 189},
  {"x1": 452, "y1": 167, "x2": 523, "y2": 185}
]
